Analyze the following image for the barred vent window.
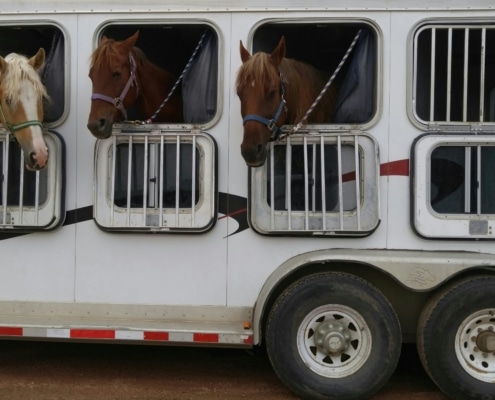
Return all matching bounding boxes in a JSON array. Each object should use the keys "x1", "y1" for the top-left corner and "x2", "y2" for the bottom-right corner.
[
  {"x1": 413, "y1": 134, "x2": 495, "y2": 239},
  {"x1": 250, "y1": 133, "x2": 379, "y2": 236},
  {"x1": 0, "y1": 131, "x2": 64, "y2": 231},
  {"x1": 413, "y1": 24, "x2": 495, "y2": 125},
  {"x1": 94, "y1": 130, "x2": 217, "y2": 233}
]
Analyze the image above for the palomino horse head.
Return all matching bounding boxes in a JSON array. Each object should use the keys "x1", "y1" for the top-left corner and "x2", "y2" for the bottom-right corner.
[
  {"x1": 0, "y1": 49, "x2": 49, "y2": 171},
  {"x1": 87, "y1": 31, "x2": 140, "y2": 139},
  {"x1": 236, "y1": 37, "x2": 288, "y2": 167}
]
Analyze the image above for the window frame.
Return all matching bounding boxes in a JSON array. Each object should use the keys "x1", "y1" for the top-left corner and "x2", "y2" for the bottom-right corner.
[
  {"x1": 249, "y1": 132, "x2": 380, "y2": 236},
  {"x1": 408, "y1": 18, "x2": 495, "y2": 131},
  {"x1": 95, "y1": 20, "x2": 222, "y2": 129},
  {"x1": 94, "y1": 127, "x2": 217, "y2": 233},
  {"x1": 0, "y1": 129, "x2": 65, "y2": 232},
  {"x1": 412, "y1": 133, "x2": 495, "y2": 239}
]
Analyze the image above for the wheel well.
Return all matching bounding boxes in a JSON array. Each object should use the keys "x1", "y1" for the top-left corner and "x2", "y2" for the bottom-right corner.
[{"x1": 256, "y1": 262, "x2": 495, "y2": 346}]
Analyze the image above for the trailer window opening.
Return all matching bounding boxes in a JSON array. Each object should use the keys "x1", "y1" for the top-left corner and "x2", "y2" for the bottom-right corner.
[
  {"x1": 0, "y1": 24, "x2": 66, "y2": 124},
  {"x1": 252, "y1": 22, "x2": 378, "y2": 125},
  {"x1": 94, "y1": 131, "x2": 217, "y2": 233},
  {"x1": 413, "y1": 134, "x2": 495, "y2": 239},
  {"x1": 413, "y1": 24, "x2": 495, "y2": 124},
  {"x1": 266, "y1": 143, "x2": 359, "y2": 212},
  {"x1": 99, "y1": 24, "x2": 219, "y2": 124},
  {"x1": 430, "y1": 145, "x2": 495, "y2": 214},
  {"x1": 250, "y1": 133, "x2": 379, "y2": 236},
  {"x1": 113, "y1": 142, "x2": 200, "y2": 209}
]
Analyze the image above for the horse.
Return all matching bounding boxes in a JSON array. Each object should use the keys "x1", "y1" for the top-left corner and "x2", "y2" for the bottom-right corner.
[
  {"x1": 0, "y1": 49, "x2": 49, "y2": 171},
  {"x1": 87, "y1": 31, "x2": 183, "y2": 139},
  {"x1": 236, "y1": 36, "x2": 337, "y2": 167}
]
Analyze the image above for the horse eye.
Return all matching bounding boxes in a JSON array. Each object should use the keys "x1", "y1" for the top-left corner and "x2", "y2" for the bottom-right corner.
[
  {"x1": 266, "y1": 89, "x2": 276, "y2": 99},
  {"x1": 112, "y1": 70, "x2": 122, "y2": 78},
  {"x1": 5, "y1": 96, "x2": 12, "y2": 106}
]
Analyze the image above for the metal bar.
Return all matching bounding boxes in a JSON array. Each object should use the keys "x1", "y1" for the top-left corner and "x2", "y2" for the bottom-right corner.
[
  {"x1": 312, "y1": 143, "x2": 316, "y2": 213},
  {"x1": 320, "y1": 136, "x2": 326, "y2": 231},
  {"x1": 143, "y1": 135, "x2": 148, "y2": 226},
  {"x1": 446, "y1": 28, "x2": 452, "y2": 122},
  {"x1": 464, "y1": 147, "x2": 471, "y2": 213},
  {"x1": 430, "y1": 28, "x2": 436, "y2": 121},
  {"x1": 286, "y1": 137, "x2": 292, "y2": 230},
  {"x1": 1, "y1": 139, "x2": 8, "y2": 225},
  {"x1": 477, "y1": 146, "x2": 481, "y2": 215},
  {"x1": 191, "y1": 135, "x2": 196, "y2": 226},
  {"x1": 303, "y1": 136, "x2": 309, "y2": 230},
  {"x1": 270, "y1": 142, "x2": 275, "y2": 230},
  {"x1": 126, "y1": 136, "x2": 133, "y2": 227},
  {"x1": 34, "y1": 170, "x2": 40, "y2": 225},
  {"x1": 354, "y1": 136, "x2": 361, "y2": 230},
  {"x1": 479, "y1": 28, "x2": 486, "y2": 122},
  {"x1": 149, "y1": 143, "x2": 157, "y2": 208},
  {"x1": 175, "y1": 136, "x2": 180, "y2": 225},
  {"x1": 463, "y1": 28, "x2": 469, "y2": 122},
  {"x1": 110, "y1": 136, "x2": 116, "y2": 226},
  {"x1": 18, "y1": 150, "x2": 24, "y2": 223},
  {"x1": 159, "y1": 136, "x2": 164, "y2": 227},
  {"x1": 337, "y1": 136, "x2": 344, "y2": 230}
]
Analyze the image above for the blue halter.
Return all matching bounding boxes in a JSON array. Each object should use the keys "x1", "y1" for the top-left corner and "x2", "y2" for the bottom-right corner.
[{"x1": 242, "y1": 73, "x2": 288, "y2": 141}]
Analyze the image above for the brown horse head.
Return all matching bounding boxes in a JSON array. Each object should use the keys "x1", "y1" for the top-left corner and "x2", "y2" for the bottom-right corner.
[
  {"x1": 0, "y1": 49, "x2": 49, "y2": 170},
  {"x1": 87, "y1": 31, "x2": 140, "y2": 139},
  {"x1": 236, "y1": 37, "x2": 288, "y2": 167},
  {"x1": 236, "y1": 37, "x2": 336, "y2": 167}
]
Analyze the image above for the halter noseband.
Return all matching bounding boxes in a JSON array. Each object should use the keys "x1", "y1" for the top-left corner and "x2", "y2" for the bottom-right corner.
[
  {"x1": 242, "y1": 73, "x2": 288, "y2": 141},
  {"x1": 0, "y1": 102, "x2": 43, "y2": 142},
  {"x1": 91, "y1": 54, "x2": 139, "y2": 120}
]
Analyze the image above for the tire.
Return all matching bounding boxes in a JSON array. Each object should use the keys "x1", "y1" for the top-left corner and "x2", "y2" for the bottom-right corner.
[
  {"x1": 265, "y1": 272, "x2": 401, "y2": 400},
  {"x1": 417, "y1": 274, "x2": 495, "y2": 400}
]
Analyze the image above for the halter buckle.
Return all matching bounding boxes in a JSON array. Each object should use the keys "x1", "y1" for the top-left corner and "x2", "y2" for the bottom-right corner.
[{"x1": 113, "y1": 97, "x2": 123, "y2": 109}]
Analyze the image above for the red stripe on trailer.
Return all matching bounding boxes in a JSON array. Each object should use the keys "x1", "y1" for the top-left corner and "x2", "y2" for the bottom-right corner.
[
  {"x1": 243, "y1": 335, "x2": 253, "y2": 344},
  {"x1": 70, "y1": 329, "x2": 115, "y2": 339},
  {"x1": 144, "y1": 331, "x2": 169, "y2": 341},
  {"x1": 193, "y1": 333, "x2": 219, "y2": 343},
  {"x1": 0, "y1": 327, "x2": 23, "y2": 336}
]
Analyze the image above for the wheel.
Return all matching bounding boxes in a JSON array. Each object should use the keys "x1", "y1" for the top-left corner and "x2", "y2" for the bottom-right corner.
[
  {"x1": 265, "y1": 272, "x2": 401, "y2": 400},
  {"x1": 417, "y1": 274, "x2": 495, "y2": 400}
]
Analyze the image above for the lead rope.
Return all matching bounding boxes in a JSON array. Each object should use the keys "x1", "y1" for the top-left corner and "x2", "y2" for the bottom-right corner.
[
  {"x1": 144, "y1": 30, "x2": 208, "y2": 124},
  {"x1": 277, "y1": 29, "x2": 363, "y2": 141}
]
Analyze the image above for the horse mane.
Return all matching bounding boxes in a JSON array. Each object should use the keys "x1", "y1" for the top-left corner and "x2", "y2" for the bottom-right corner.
[
  {"x1": 236, "y1": 51, "x2": 334, "y2": 123},
  {"x1": 0, "y1": 53, "x2": 48, "y2": 108},
  {"x1": 90, "y1": 38, "x2": 149, "y2": 69}
]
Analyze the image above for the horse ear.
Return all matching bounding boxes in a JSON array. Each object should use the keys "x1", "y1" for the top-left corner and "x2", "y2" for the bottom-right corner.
[
  {"x1": 29, "y1": 48, "x2": 46, "y2": 71},
  {"x1": 270, "y1": 36, "x2": 286, "y2": 66},
  {"x1": 0, "y1": 56, "x2": 6, "y2": 75},
  {"x1": 239, "y1": 41, "x2": 251, "y2": 63},
  {"x1": 123, "y1": 30, "x2": 140, "y2": 50}
]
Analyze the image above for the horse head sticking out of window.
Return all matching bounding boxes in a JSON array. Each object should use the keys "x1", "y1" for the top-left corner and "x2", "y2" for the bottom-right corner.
[
  {"x1": 87, "y1": 31, "x2": 183, "y2": 139},
  {"x1": 0, "y1": 49, "x2": 49, "y2": 171},
  {"x1": 236, "y1": 36, "x2": 336, "y2": 167}
]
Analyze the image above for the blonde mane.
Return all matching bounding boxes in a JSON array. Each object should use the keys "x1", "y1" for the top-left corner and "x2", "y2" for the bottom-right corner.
[{"x1": 0, "y1": 53, "x2": 48, "y2": 108}]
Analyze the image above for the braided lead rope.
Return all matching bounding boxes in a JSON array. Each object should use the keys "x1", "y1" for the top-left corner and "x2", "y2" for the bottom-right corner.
[
  {"x1": 278, "y1": 29, "x2": 363, "y2": 141},
  {"x1": 145, "y1": 30, "x2": 208, "y2": 124}
]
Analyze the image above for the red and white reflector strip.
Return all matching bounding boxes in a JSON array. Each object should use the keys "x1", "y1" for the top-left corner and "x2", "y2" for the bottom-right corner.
[{"x1": 0, "y1": 326, "x2": 253, "y2": 345}]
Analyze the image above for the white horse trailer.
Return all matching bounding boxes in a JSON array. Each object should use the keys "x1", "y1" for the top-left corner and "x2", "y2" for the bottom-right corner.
[{"x1": 0, "y1": 1, "x2": 495, "y2": 399}]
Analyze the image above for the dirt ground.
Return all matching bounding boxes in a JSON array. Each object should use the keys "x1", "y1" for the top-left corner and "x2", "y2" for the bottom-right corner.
[{"x1": 0, "y1": 341, "x2": 449, "y2": 400}]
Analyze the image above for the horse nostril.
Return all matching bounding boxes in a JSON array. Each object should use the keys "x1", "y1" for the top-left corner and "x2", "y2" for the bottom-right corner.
[
  {"x1": 98, "y1": 118, "x2": 106, "y2": 129},
  {"x1": 257, "y1": 144, "x2": 263, "y2": 155},
  {"x1": 30, "y1": 152, "x2": 37, "y2": 164}
]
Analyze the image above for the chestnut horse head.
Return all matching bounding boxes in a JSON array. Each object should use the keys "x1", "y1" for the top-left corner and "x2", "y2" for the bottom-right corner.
[
  {"x1": 236, "y1": 36, "x2": 336, "y2": 167},
  {"x1": 87, "y1": 31, "x2": 183, "y2": 139},
  {"x1": 0, "y1": 49, "x2": 49, "y2": 171}
]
